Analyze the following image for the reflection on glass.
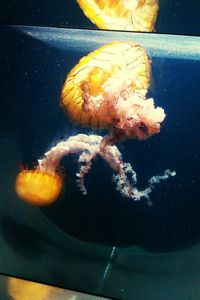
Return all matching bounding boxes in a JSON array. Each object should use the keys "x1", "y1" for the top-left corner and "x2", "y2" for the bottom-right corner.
[
  {"x1": 15, "y1": 41, "x2": 175, "y2": 207},
  {"x1": 76, "y1": 0, "x2": 159, "y2": 32}
]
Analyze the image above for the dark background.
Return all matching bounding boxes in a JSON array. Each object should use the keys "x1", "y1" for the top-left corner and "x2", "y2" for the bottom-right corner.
[{"x1": 1, "y1": 26, "x2": 200, "y2": 252}]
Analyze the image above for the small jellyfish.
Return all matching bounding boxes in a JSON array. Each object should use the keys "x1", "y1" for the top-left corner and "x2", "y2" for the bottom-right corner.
[
  {"x1": 15, "y1": 168, "x2": 63, "y2": 206},
  {"x1": 76, "y1": 0, "x2": 159, "y2": 32}
]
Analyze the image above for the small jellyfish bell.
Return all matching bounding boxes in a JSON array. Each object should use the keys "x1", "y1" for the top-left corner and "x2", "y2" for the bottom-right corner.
[{"x1": 15, "y1": 168, "x2": 63, "y2": 206}]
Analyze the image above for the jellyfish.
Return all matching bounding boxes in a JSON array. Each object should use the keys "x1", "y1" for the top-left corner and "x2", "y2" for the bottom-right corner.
[
  {"x1": 15, "y1": 168, "x2": 63, "y2": 206},
  {"x1": 15, "y1": 41, "x2": 175, "y2": 206},
  {"x1": 76, "y1": 0, "x2": 159, "y2": 32},
  {"x1": 60, "y1": 41, "x2": 165, "y2": 142}
]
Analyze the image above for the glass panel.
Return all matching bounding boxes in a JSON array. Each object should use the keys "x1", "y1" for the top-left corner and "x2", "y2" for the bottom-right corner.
[
  {"x1": 0, "y1": 0, "x2": 200, "y2": 35},
  {"x1": 1, "y1": 25, "x2": 200, "y2": 299}
]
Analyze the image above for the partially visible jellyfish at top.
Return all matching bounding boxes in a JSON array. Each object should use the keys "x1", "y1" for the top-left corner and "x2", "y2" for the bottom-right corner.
[
  {"x1": 15, "y1": 41, "x2": 175, "y2": 207},
  {"x1": 76, "y1": 0, "x2": 159, "y2": 32}
]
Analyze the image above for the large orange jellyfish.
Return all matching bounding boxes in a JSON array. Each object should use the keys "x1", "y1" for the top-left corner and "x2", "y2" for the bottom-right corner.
[
  {"x1": 61, "y1": 41, "x2": 165, "y2": 141},
  {"x1": 76, "y1": 0, "x2": 159, "y2": 32},
  {"x1": 15, "y1": 41, "x2": 175, "y2": 206}
]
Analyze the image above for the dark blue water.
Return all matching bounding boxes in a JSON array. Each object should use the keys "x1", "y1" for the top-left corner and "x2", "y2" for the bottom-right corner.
[{"x1": 1, "y1": 26, "x2": 200, "y2": 299}]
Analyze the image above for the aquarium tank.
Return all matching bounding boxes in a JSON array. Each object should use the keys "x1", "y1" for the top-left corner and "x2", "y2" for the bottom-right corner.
[{"x1": 1, "y1": 1, "x2": 200, "y2": 299}]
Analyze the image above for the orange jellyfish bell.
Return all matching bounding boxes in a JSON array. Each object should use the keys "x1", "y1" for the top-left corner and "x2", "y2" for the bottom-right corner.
[
  {"x1": 61, "y1": 41, "x2": 151, "y2": 129},
  {"x1": 61, "y1": 41, "x2": 165, "y2": 140},
  {"x1": 15, "y1": 169, "x2": 63, "y2": 206},
  {"x1": 76, "y1": 0, "x2": 159, "y2": 32}
]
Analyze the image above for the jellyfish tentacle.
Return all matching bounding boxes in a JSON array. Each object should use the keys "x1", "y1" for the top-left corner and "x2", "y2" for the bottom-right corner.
[
  {"x1": 99, "y1": 143, "x2": 141, "y2": 200},
  {"x1": 38, "y1": 134, "x2": 102, "y2": 174},
  {"x1": 16, "y1": 134, "x2": 176, "y2": 204},
  {"x1": 77, "y1": 150, "x2": 99, "y2": 194},
  {"x1": 37, "y1": 133, "x2": 175, "y2": 202}
]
